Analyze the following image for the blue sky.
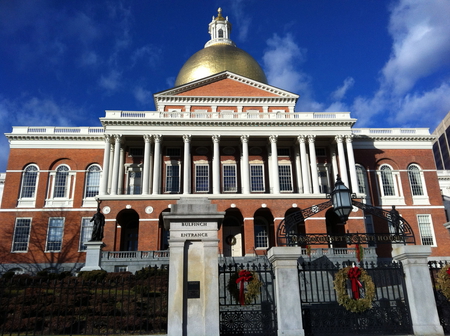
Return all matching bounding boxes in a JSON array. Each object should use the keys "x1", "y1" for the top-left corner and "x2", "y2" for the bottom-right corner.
[{"x1": 1, "y1": 0, "x2": 450, "y2": 172}]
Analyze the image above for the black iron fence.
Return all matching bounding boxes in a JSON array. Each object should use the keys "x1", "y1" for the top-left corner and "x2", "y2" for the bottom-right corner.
[
  {"x1": 219, "y1": 263, "x2": 277, "y2": 336},
  {"x1": 299, "y1": 261, "x2": 412, "y2": 336},
  {"x1": 0, "y1": 266, "x2": 168, "y2": 335},
  {"x1": 429, "y1": 260, "x2": 450, "y2": 334}
]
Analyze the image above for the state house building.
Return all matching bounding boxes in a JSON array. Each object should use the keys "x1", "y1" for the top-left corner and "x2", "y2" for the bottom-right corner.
[{"x1": 0, "y1": 10, "x2": 448, "y2": 273}]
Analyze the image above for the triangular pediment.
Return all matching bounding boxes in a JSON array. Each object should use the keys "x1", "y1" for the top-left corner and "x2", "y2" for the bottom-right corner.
[{"x1": 155, "y1": 71, "x2": 299, "y2": 99}]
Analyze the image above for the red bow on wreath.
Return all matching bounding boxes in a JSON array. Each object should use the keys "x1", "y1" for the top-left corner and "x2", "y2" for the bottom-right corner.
[
  {"x1": 236, "y1": 270, "x2": 253, "y2": 305},
  {"x1": 446, "y1": 268, "x2": 450, "y2": 277},
  {"x1": 348, "y1": 267, "x2": 363, "y2": 299}
]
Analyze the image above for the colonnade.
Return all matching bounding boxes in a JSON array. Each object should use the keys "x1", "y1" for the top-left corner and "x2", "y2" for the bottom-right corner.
[{"x1": 98, "y1": 133, "x2": 358, "y2": 196}]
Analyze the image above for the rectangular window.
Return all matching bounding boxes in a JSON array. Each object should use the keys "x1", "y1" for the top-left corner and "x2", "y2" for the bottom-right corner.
[
  {"x1": 417, "y1": 214, "x2": 435, "y2": 246},
  {"x1": 46, "y1": 217, "x2": 64, "y2": 252},
  {"x1": 364, "y1": 215, "x2": 376, "y2": 247},
  {"x1": 254, "y1": 224, "x2": 269, "y2": 248},
  {"x1": 12, "y1": 218, "x2": 32, "y2": 252},
  {"x1": 250, "y1": 165, "x2": 265, "y2": 192},
  {"x1": 316, "y1": 147, "x2": 326, "y2": 157},
  {"x1": 223, "y1": 164, "x2": 237, "y2": 192},
  {"x1": 127, "y1": 170, "x2": 142, "y2": 195},
  {"x1": 79, "y1": 217, "x2": 93, "y2": 251},
  {"x1": 166, "y1": 164, "x2": 180, "y2": 193},
  {"x1": 196, "y1": 165, "x2": 209, "y2": 192},
  {"x1": 278, "y1": 165, "x2": 293, "y2": 192}
]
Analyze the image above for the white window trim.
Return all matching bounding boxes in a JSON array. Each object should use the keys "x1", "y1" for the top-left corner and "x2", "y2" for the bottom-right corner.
[
  {"x1": 79, "y1": 217, "x2": 93, "y2": 252},
  {"x1": 254, "y1": 216, "x2": 269, "y2": 249},
  {"x1": 45, "y1": 165, "x2": 75, "y2": 208},
  {"x1": 222, "y1": 163, "x2": 237, "y2": 193},
  {"x1": 356, "y1": 164, "x2": 371, "y2": 204},
  {"x1": 11, "y1": 217, "x2": 32, "y2": 253},
  {"x1": 250, "y1": 163, "x2": 265, "y2": 192},
  {"x1": 408, "y1": 164, "x2": 430, "y2": 205},
  {"x1": 195, "y1": 162, "x2": 210, "y2": 193},
  {"x1": 125, "y1": 164, "x2": 143, "y2": 195},
  {"x1": 165, "y1": 160, "x2": 181, "y2": 193},
  {"x1": 278, "y1": 163, "x2": 293, "y2": 192},
  {"x1": 18, "y1": 164, "x2": 40, "y2": 208},
  {"x1": 82, "y1": 164, "x2": 102, "y2": 207},
  {"x1": 376, "y1": 164, "x2": 405, "y2": 205},
  {"x1": 45, "y1": 217, "x2": 65, "y2": 252},
  {"x1": 417, "y1": 214, "x2": 437, "y2": 247}
]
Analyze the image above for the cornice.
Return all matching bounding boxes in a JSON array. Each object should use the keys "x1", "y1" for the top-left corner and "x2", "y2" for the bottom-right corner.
[
  {"x1": 100, "y1": 119, "x2": 355, "y2": 127},
  {"x1": 154, "y1": 96, "x2": 297, "y2": 105}
]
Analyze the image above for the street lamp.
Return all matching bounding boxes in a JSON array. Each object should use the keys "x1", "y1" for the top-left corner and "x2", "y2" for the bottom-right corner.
[{"x1": 330, "y1": 175, "x2": 353, "y2": 223}]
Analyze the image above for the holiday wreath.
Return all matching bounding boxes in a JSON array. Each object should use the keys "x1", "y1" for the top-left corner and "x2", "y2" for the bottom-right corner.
[
  {"x1": 333, "y1": 266, "x2": 375, "y2": 313},
  {"x1": 227, "y1": 269, "x2": 262, "y2": 305},
  {"x1": 436, "y1": 264, "x2": 450, "y2": 301}
]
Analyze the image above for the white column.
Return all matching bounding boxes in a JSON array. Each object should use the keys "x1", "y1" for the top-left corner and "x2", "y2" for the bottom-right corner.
[
  {"x1": 107, "y1": 141, "x2": 114, "y2": 194},
  {"x1": 335, "y1": 135, "x2": 349, "y2": 187},
  {"x1": 345, "y1": 135, "x2": 358, "y2": 194},
  {"x1": 183, "y1": 134, "x2": 191, "y2": 194},
  {"x1": 294, "y1": 146, "x2": 303, "y2": 193},
  {"x1": 110, "y1": 134, "x2": 122, "y2": 195},
  {"x1": 331, "y1": 148, "x2": 339, "y2": 182},
  {"x1": 99, "y1": 134, "x2": 112, "y2": 195},
  {"x1": 212, "y1": 135, "x2": 221, "y2": 194},
  {"x1": 269, "y1": 135, "x2": 280, "y2": 194},
  {"x1": 240, "y1": 135, "x2": 250, "y2": 194},
  {"x1": 152, "y1": 134, "x2": 162, "y2": 195},
  {"x1": 118, "y1": 146, "x2": 125, "y2": 195},
  {"x1": 268, "y1": 247, "x2": 305, "y2": 336},
  {"x1": 142, "y1": 134, "x2": 152, "y2": 195},
  {"x1": 393, "y1": 246, "x2": 444, "y2": 336},
  {"x1": 308, "y1": 135, "x2": 320, "y2": 194},
  {"x1": 298, "y1": 135, "x2": 310, "y2": 194}
]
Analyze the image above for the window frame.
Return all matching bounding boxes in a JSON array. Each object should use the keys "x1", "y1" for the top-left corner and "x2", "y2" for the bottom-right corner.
[
  {"x1": 84, "y1": 165, "x2": 101, "y2": 198},
  {"x1": 376, "y1": 164, "x2": 405, "y2": 205},
  {"x1": 195, "y1": 164, "x2": 210, "y2": 193},
  {"x1": 45, "y1": 164, "x2": 75, "y2": 207},
  {"x1": 254, "y1": 217, "x2": 269, "y2": 249},
  {"x1": 18, "y1": 164, "x2": 39, "y2": 208},
  {"x1": 278, "y1": 164, "x2": 293, "y2": 192},
  {"x1": 126, "y1": 165, "x2": 143, "y2": 195},
  {"x1": 250, "y1": 164, "x2": 265, "y2": 192},
  {"x1": 407, "y1": 164, "x2": 430, "y2": 205},
  {"x1": 165, "y1": 161, "x2": 181, "y2": 193},
  {"x1": 11, "y1": 218, "x2": 32, "y2": 252},
  {"x1": 222, "y1": 163, "x2": 237, "y2": 192},
  {"x1": 79, "y1": 217, "x2": 94, "y2": 251},
  {"x1": 417, "y1": 214, "x2": 436, "y2": 246},
  {"x1": 45, "y1": 217, "x2": 65, "y2": 252}
]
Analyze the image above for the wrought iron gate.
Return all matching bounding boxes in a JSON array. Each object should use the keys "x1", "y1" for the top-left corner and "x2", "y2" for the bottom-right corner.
[
  {"x1": 299, "y1": 261, "x2": 413, "y2": 336},
  {"x1": 429, "y1": 261, "x2": 450, "y2": 334},
  {"x1": 219, "y1": 263, "x2": 277, "y2": 336}
]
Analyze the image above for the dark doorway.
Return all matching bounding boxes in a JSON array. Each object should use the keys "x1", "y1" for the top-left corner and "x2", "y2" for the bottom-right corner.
[{"x1": 117, "y1": 209, "x2": 140, "y2": 251}]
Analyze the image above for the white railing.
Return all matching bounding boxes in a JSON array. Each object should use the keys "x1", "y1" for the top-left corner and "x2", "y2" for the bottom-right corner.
[
  {"x1": 102, "y1": 250, "x2": 170, "y2": 260},
  {"x1": 300, "y1": 247, "x2": 377, "y2": 258},
  {"x1": 104, "y1": 110, "x2": 352, "y2": 120},
  {"x1": 352, "y1": 128, "x2": 430, "y2": 136},
  {"x1": 10, "y1": 126, "x2": 105, "y2": 135}
]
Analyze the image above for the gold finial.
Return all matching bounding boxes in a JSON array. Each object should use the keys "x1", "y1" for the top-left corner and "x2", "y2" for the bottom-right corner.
[{"x1": 215, "y1": 7, "x2": 225, "y2": 21}]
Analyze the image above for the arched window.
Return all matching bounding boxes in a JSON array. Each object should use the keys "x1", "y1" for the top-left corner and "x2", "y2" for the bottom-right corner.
[
  {"x1": 54, "y1": 165, "x2": 69, "y2": 198},
  {"x1": 355, "y1": 165, "x2": 367, "y2": 195},
  {"x1": 218, "y1": 29, "x2": 224, "y2": 38},
  {"x1": 380, "y1": 165, "x2": 395, "y2": 196},
  {"x1": 84, "y1": 165, "x2": 101, "y2": 198},
  {"x1": 20, "y1": 165, "x2": 39, "y2": 198},
  {"x1": 408, "y1": 164, "x2": 424, "y2": 196}
]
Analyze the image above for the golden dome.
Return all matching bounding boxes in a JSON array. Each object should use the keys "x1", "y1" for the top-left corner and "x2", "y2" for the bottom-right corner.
[{"x1": 175, "y1": 44, "x2": 268, "y2": 86}]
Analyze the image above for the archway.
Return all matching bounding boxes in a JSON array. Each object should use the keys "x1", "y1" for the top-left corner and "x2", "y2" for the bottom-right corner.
[
  {"x1": 222, "y1": 208, "x2": 244, "y2": 257},
  {"x1": 284, "y1": 208, "x2": 306, "y2": 247},
  {"x1": 253, "y1": 208, "x2": 274, "y2": 251},
  {"x1": 117, "y1": 209, "x2": 140, "y2": 251}
]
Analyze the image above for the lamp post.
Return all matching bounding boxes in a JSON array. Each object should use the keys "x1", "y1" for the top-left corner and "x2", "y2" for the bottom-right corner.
[{"x1": 330, "y1": 175, "x2": 354, "y2": 223}]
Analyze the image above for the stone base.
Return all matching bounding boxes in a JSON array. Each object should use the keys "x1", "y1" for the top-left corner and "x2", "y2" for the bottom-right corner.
[{"x1": 80, "y1": 241, "x2": 105, "y2": 272}]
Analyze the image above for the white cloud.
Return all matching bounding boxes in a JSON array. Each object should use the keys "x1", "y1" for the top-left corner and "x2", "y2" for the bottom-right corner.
[
  {"x1": 133, "y1": 86, "x2": 152, "y2": 106},
  {"x1": 331, "y1": 77, "x2": 355, "y2": 101},
  {"x1": 393, "y1": 82, "x2": 450, "y2": 128},
  {"x1": 131, "y1": 45, "x2": 162, "y2": 68},
  {"x1": 99, "y1": 70, "x2": 122, "y2": 92},
  {"x1": 382, "y1": 0, "x2": 450, "y2": 95},
  {"x1": 230, "y1": 0, "x2": 251, "y2": 42}
]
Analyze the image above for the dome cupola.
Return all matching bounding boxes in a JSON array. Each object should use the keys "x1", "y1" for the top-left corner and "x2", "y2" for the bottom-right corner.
[{"x1": 174, "y1": 8, "x2": 267, "y2": 86}]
